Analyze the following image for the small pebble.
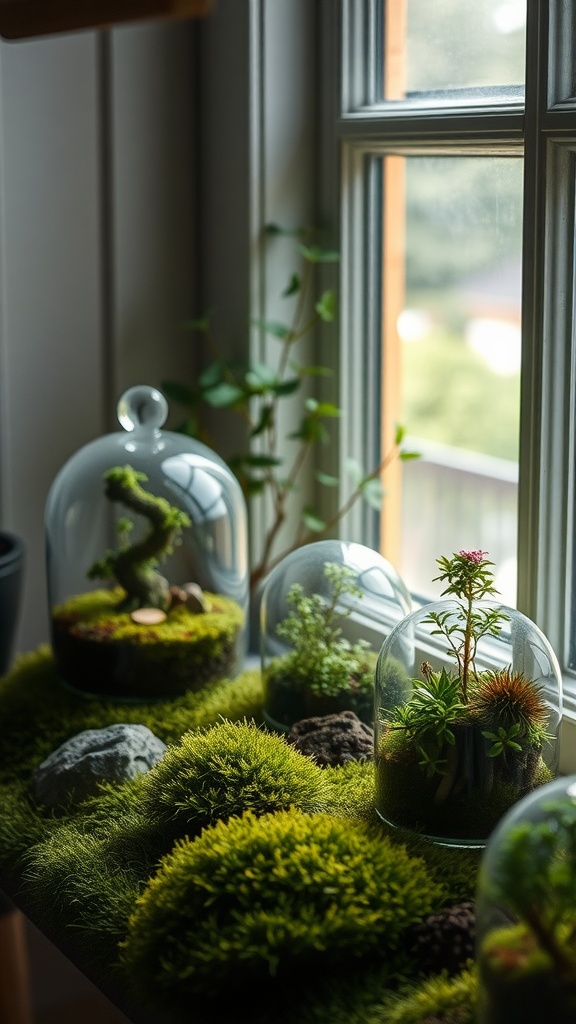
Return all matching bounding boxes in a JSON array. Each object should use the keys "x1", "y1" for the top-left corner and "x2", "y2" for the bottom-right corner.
[{"x1": 130, "y1": 607, "x2": 167, "y2": 625}]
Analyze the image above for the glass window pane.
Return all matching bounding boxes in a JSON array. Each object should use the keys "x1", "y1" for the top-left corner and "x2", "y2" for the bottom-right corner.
[
  {"x1": 383, "y1": 0, "x2": 526, "y2": 102},
  {"x1": 380, "y1": 155, "x2": 523, "y2": 606}
]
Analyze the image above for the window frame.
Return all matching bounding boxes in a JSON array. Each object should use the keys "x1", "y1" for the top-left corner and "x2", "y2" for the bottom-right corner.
[{"x1": 329, "y1": 0, "x2": 576, "y2": 733}]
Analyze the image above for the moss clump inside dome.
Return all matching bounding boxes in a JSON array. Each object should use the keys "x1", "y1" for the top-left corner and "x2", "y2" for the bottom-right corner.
[
  {"x1": 51, "y1": 586, "x2": 245, "y2": 700},
  {"x1": 120, "y1": 808, "x2": 445, "y2": 1007}
]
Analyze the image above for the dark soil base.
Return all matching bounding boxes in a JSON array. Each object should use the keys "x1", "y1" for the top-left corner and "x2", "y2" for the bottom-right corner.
[
  {"x1": 264, "y1": 675, "x2": 373, "y2": 732},
  {"x1": 375, "y1": 756, "x2": 551, "y2": 845}
]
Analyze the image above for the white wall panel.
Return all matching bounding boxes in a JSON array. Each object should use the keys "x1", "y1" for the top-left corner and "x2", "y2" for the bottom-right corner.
[
  {"x1": 0, "y1": 22, "x2": 196, "y2": 656},
  {"x1": 0, "y1": 31, "x2": 104, "y2": 653}
]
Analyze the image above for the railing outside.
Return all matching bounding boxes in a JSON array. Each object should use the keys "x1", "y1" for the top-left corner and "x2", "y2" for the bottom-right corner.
[{"x1": 400, "y1": 439, "x2": 519, "y2": 607}]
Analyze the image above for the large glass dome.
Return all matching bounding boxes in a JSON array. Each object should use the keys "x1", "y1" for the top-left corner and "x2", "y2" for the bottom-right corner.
[
  {"x1": 259, "y1": 539, "x2": 411, "y2": 732},
  {"x1": 476, "y1": 774, "x2": 576, "y2": 1023},
  {"x1": 374, "y1": 598, "x2": 562, "y2": 847},
  {"x1": 45, "y1": 385, "x2": 248, "y2": 700}
]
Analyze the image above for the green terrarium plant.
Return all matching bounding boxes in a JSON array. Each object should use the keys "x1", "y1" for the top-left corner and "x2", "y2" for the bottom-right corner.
[
  {"x1": 262, "y1": 561, "x2": 378, "y2": 731},
  {"x1": 375, "y1": 550, "x2": 561, "y2": 845},
  {"x1": 476, "y1": 781, "x2": 576, "y2": 1024},
  {"x1": 162, "y1": 224, "x2": 418, "y2": 596},
  {"x1": 51, "y1": 465, "x2": 245, "y2": 701}
]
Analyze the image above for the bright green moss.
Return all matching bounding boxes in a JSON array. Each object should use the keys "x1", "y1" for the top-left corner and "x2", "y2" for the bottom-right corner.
[
  {"x1": 138, "y1": 719, "x2": 331, "y2": 845},
  {"x1": 52, "y1": 587, "x2": 244, "y2": 645},
  {"x1": 0, "y1": 647, "x2": 484, "y2": 1024},
  {"x1": 377, "y1": 965, "x2": 478, "y2": 1023},
  {"x1": 120, "y1": 808, "x2": 445, "y2": 1006}
]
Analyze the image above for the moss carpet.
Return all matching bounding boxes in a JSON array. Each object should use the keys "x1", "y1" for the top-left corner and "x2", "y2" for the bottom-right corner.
[{"x1": 0, "y1": 647, "x2": 482, "y2": 1024}]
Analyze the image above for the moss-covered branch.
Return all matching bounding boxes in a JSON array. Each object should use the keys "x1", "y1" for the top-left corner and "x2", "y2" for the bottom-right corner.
[{"x1": 88, "y1": 465, "x2": 191, "y2": 612}]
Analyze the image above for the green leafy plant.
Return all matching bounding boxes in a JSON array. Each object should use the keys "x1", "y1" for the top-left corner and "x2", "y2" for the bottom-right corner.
[
  {"x1": 377, "y1": 551, "x2": 554, "y2": 836},
  {"x1": 390, "y1": 666, "x2": 467, "y2": 778},
  {"x1": 264, "y1": 562, "x2": 376, "y2": 728},
  {"x1": 163, "y1": 224, "x2": 418, "y2": 593},
  {"x1": 425, "y1": 549, "x2": 508, "y2": 700}
]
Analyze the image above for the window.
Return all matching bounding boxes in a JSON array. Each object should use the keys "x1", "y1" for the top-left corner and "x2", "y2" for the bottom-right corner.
[{"x1": 332, "y1": 0, "x2": 576, "y2": 716}]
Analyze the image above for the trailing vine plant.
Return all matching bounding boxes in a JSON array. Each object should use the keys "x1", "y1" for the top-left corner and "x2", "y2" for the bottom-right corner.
[{"x1": 162, "y1": 224, "x2": 418, "y2": 594}]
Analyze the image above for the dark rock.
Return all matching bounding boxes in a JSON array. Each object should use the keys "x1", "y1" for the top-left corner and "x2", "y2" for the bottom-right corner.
[
  {"x1": 33, "y1": 723, "x2": 167, "y2": 809},
  {"x1": 287, "y1": 710, "x2": 374, "y2": 767},
  {"x1": 405, "y1": 900, "x2": 476, "y2": 976}
]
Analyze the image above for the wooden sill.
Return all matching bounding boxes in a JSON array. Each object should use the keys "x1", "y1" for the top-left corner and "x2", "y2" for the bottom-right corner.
[{"x1": 0, "y1": 0, "x2": 213, "y2": 40}]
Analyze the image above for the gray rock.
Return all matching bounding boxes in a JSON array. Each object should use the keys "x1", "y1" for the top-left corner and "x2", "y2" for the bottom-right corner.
[{"x1": 33, "y1": 723, "x2": 167, "y2": 809}]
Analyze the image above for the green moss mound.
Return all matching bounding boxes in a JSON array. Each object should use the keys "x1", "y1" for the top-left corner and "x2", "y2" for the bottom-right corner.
[
  {"x1": 120, "y1": 808, "x2": 445, "y2": 1005},
  {"x1": 138, "y1": 719, "x2": 331, "y2": 845},
  {"x1": 378, "y1": 964, "x2": 478, "y2": 1023},
  {"x1": 51, "y1": 587, "x2": 245, "y2": 699}
]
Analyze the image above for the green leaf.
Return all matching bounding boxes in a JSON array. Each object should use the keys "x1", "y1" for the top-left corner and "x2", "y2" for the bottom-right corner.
[
  {"x1": 304, "y1": 397, "x2": 341, "y2": 418},
  {"x1": 400, "y1": 450, "x2": 421, "y2": 461},
  {"x1": 344, "y1": 457, "x2": 364, "y2": 487},
  {"x1": 290, "y1": 418, "x2": 330, "y2": 444},
  {"x1": 244, "y1": 454, "x2": 282, "y2": 468},
  {"x1": 160, "y1": 380, "x2": 196, "y2": 406},
  {"x1": 282, "y1": 273, "x2": 301, "y2": 297},
  {"x1": 360, "y1": 477, "x2": 385, "y2": 509},
  {"x1": 251, "y1": 404, "x2": 274, "y2": 437},
  {"x1": 272, "y1": 377, "x2": 301, "y2": 397},
  {"x1": 300, "y1": 244, "x2": 340, "y2": 264},
  {"x1": 394, "y1": 423, "x2": 407, "y2": 445},
  {"x1": 251, "y1": 318, "x2": 293, "y2": 341},
  {"x1": 315, "y1": 290, "x2": 336, "y2": 322},
  {"x1": 203, "y1": 382, "x2": 246, "y2": 408},
  {"x1": 198, "y1": 362, "x2": 226, "y2": 388},
  {"x1": 315, "y1": 470, "x2": 339, "y2": 487},
  {"x1": 245, "y1": 363, "x2": 279, "y2": 391},
  {"x1": 301, "y1": 508, "x2": 327, "y2": 532},
  {"x1": 264, "y1": 222, "x2": 303, "y2": 238},
  {"x1": 245, "y1": 479, "x2": 266, "y2": 496},
  {"x1": 293, "y1": 364, "x2": 333, "y2": 377}
]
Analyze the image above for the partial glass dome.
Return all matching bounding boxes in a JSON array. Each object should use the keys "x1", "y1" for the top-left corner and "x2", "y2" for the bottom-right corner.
[
  {"x1": 476, "y1": 774, "x2": 576, "y2": 1024},
  {"x1": 45, "y1": 385, "x2": 248, "y2": 701},
  {"x1": 259, "y1": 540, "x2": 412, "y2": 731},
  {"x1": 374, "y1": 599, "x2": 562, "y2": 847}
]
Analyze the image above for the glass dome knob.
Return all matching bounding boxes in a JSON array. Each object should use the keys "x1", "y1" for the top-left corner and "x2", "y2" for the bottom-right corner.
[{"x1": 117, "y1": 385, "x2": 168, "y2": 436}]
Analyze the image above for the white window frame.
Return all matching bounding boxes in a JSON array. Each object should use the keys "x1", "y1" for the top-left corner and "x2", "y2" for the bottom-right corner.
[
  {"x1": 198, "y1": 0, "x2": 576, "y2": 764},
  {"x1": 325, "y1": 0, "x2": 576, "y2": 762}
]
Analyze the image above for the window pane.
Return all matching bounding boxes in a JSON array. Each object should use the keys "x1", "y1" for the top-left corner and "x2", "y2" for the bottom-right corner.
[
  {"x1": 380, "y1": 155, "x2": 523, "y2": 606},
  {"x1": 383, "y1": 0, "x2": 526, "y2": 102}
]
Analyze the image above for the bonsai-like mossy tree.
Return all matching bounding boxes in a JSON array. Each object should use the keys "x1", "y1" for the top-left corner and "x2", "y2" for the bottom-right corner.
[
  {"x1": 88, "y1": 465, "x2": 191, "y2": 613},
  {"x1": 264, "y1": 561, "x2": 376, "y2": 729}
]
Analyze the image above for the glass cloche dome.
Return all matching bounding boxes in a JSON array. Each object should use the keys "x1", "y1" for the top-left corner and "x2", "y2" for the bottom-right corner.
[
  {"x1": 45, "y1": 385, "x2": 248, "y2": 701},
  {"x1": 259, "y1": 539, "x2": 412, "y2": 731},
  {"x1": 374, "y1": 597, "x2": 562, "y2": 847},
  {"x1": 476, "y1": 774, "x2": 576, "y2": 1024}
]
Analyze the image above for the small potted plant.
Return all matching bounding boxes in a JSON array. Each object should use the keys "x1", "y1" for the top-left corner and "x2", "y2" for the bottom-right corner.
[
  {"x1": 476, "y1": 775, "x2": 576, "y2": 1023},
  {"x1": 374, "y1": 549, "x2": 561, "y2": 845}
]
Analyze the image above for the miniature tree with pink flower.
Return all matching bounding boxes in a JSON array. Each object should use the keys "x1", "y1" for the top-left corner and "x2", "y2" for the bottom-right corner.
[{"x1": 425, "y1": 550, "x2": 509, "y2": 701}]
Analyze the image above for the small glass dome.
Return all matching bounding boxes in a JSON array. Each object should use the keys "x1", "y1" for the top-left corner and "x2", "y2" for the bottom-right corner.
[
  {"x1": 374, "y1": 599, "x2": 562, "y2": 847},
  {"x1": 259, "y1": 539, "x2": 412, "y2": 731},
  {"x1": 45, "y1": 385, "x2": 249, "y2": 701},
  {"x1": 476, "y1": 774, "x2": 576, "y2": 1024}
]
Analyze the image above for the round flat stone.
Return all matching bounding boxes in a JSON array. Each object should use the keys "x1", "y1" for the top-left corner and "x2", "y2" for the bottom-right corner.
[{"x1": 130, "y1": 607, "x2": 167, "y2": 625}]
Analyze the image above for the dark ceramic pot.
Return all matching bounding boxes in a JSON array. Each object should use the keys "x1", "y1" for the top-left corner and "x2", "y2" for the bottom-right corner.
[{"x1": 0, "y1": 531, "x2": 25, "y2": 675}]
